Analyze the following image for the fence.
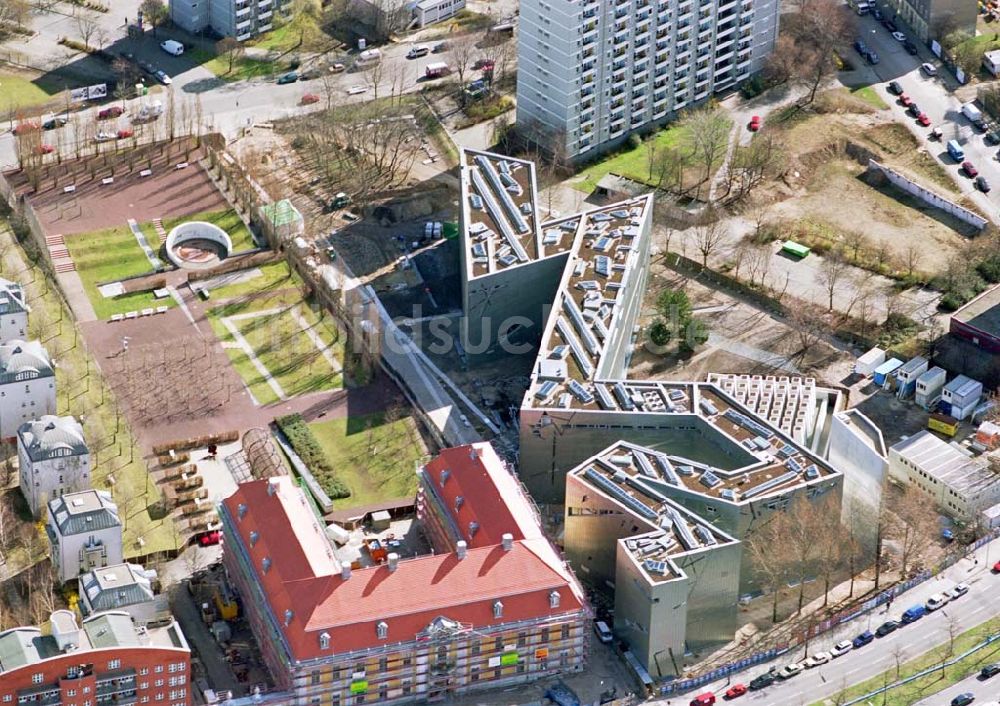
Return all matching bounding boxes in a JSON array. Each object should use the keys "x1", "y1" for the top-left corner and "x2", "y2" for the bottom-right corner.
[
  {"x1": 659, "y1": 531, "x2": 1000, "y2": 696},
  {"x1": 867, "y1": 159, "x2": 987, "y2": 231}
]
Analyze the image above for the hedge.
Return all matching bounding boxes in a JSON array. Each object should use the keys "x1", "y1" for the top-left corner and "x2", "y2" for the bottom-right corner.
[{"x1": 275, "y1": 414, "x2": 351, "y2": 499}]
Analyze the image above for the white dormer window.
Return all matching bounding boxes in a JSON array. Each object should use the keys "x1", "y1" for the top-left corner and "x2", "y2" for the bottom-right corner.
[
  {"x1": 237, "y1": 503, "x2": 247, "y2": 519},
  {"x1": 319, "y1": 632, "x2": 330, "y2": 650},
  {"x1": 262, "y1": 557, "x2": 271, "y2": 573},
  {"x1": 376, "y1": 621, "x2": 388, "y2": 639},
  {"x1": 549, "y1": 590, "x2": 560, "y2": 608},
  {"x1": 455, "y1": 496, "x2": 464, "y2": 511},
  {"x1": 284, "y1": 609, "x2": 294, "y2": 626},
  {"x1": 493, "y1": 601, "x2": 503, "y2": 619},
  {"x1": 249, "y1": 531, "x2": 259, "y2": 547},
  {"x1": 440, "y1": 469, "x2": 450, "y2": 487}
]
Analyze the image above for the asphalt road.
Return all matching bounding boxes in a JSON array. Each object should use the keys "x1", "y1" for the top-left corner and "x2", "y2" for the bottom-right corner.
[
  {"x1": 657, "y1": 537, "x2": 1000, "y2": 706},
  {"x1": 911, "y1": 661, "x2": 1000, "y2": 706},
  {"x1": 847, "y1": 11, "x2": 999, "y2": 219}
]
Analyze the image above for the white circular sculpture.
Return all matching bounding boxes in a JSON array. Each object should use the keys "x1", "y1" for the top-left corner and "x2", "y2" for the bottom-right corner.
[{"x1": 165, "y1": 221, "x2": 232, "y2": 270}]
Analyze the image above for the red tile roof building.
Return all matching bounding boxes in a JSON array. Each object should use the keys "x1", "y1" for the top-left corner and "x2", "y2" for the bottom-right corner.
[
  {"x1": 0, "y1": 610, "x2": 191, "y2": 706},
  {"x1": 220, "y1": 443, "x2": 588, "y2": 706}
]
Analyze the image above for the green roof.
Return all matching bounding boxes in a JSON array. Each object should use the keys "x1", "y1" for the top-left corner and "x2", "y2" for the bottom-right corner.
[
  {"x1": 82, "y1": 613, "x2": 139, "y2": 649},
  {"x1": 261, "y1": 199, "x2": 303, "y2": 228}
]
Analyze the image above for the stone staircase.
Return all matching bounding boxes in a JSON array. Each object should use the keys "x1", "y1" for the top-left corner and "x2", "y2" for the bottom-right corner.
[{"x1": 46, "y1": 234, "x2": 75, "y2": 273}]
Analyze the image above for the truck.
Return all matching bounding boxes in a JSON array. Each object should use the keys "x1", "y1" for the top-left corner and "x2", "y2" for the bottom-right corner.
[
  {"x1": 962, "y1": 103, "x2": 983, "y2": 122},
  {"x1": 425, "y1": 62, "x2": 450, "y2": 79}
]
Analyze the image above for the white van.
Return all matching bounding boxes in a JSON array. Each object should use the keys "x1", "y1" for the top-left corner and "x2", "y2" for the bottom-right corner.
[
  {"x1": 358, "y1": 48, "x2": 382, "y2": 64},
  {"x1": 160, "y1": 39, "x2": 184, "y2": 56},
  {"x1": 594, "y1": 621, "x2": 613, "y2": 643},
  {"x1": 407, "y1": 45, "x2": 430, "y2": 59}
]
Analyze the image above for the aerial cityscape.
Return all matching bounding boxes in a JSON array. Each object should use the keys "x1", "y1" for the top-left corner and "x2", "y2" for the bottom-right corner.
[{"x1": 0, "y1": 0, "x2": 999, "y2": 704}]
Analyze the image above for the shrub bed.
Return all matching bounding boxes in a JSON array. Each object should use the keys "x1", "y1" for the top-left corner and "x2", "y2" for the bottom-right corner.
[{"x1": 275, "y1": 414, "x2": 350, "y2": 499}]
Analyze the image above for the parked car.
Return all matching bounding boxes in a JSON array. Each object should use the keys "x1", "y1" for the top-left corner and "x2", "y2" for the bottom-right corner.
[
  {"x1": 277, "y1": 71, "x2": 299, "y2": 84},
  {"x1": 34, "y1": 144, "x2": 54, "y2": 155},
  {"x1": 853, "y1": 630, "x2": 875, "y2": 648},
  {"x1": 830, "y1": 641, "x2": 853, "y2": 658},
  {"x1": 689, "y1": 693, "x2": 715, "y2": 706},
  {"x1": 901, "y1": 604, "x2": 927, "y2": 623},
  {"x1": 891, "y1": 31, "x2": 906, "y2": 41},
  {"x1": 117, "y1": 128, "x2": 133, "y2": 139},
  {"x1": 42, "y1": 116, "x2": 68, "y2": 130},
  {"x1": 139, "y1": 60, "x2": 155, "y2": 74},
  {"x1": 976, "y1": 175, "x2": 990, "y2": 192},
  {"x1": 593, "y1": 620, "x2": 613, "y2": 643},
  {"x1": 155, "y1": 70, "x2": 172, "y2": 85},
  {"x1": 407, "y1": 45, "x2": 430, "y2": 59},
  {"x1": 904, "y1": 40, "x2": 918, "y2": 54},
  {"x1": 803, "y1": 652, "x2": 831, "y2": 668},
  {"x1": 963, "y1": 161, "x2": 979, "y2": 178},
  {"x1": 198, "y1": 530, "x2": 222, "y2": 546},
  {"x1": 301, "y1": 93, "x2": 320, "y2": 105},
  {"x1": 926, "y1": 593, "x2": 949, "y2": 611},
  {"x1": 474, "y1": 57, "x2": 494, "y2": 69},
  {"x1": 432, "y1": 41, "x2": 449, "y2": 52},
  {"x1": 921, "y1": 62, "x2": 938, "y2": 76},
  {"x1": 94, "y1": 131, "x2": 116, "y2": 142},
  {"x1": 329, "y1": 62, "x2": 346, "y2": 72},
  {"x1": 915, "y1": 112, "x2": 930, "y2": 126},
  {"x1": 346, "y1": 84, "x2": 367, "y2": 94},
  {"x1": 875, "y1": 620, "x2": 900, "y2": 637},
  {"x1": 887, "y1": 80, "x2": 903, "y2": 95},
  {"x1": 986, "y1": 130, "x2": 1000, "y2": 146},
  {"x1": 980, "y1": 663, "x2": 1000, "y2": 679},
  {"x1": 899, "y1": 93, "x2": 913, "y2": 106},
  {"x1": 993, "y1": 561, "x2": 1000, "y2": 573},
  {"x1": 882, "y1": 18, "x2": 897, "y2": 31},
  {"x1": 854, "y1": 39, "x2": 868, "y2": 54},
  {"x1": 724, "y1": 684, "x2": 747, "y2": 699},
  {"x1": 908, "y1": 103, "x2": 921, "y2": 117},
  {"x1": 949, "y1": 583, "x2": 970, "y2": 599},
  {"x1": 748, "y1": 672, "x2": 775, "y2": 690},
  {"x1": 951, "y1": 693, "x2": 975, "y2": 706},
  {"x1": 776, "y1": 663, "x2": 803, "y2": 679},
  {"x1": 749, "y1": 115, "x2": 761, "y2": 131},
  {"x1": 160, "y1": 39, "x2": 185, "y2": 56},
  {"x1": 299, "y1": 67, "x2": 322, "y2": 80},
  {"x1": 98, "y1": 105, "x2": 125, "y2": 120}
]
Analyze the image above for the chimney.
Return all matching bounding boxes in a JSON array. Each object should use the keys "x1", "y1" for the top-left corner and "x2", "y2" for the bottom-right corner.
[
  {"x1": 266, "y1": 480, "x2": 277, "y2": 497},
  {"x1": 387, "y1": 553, "x2": 399, "y2": 572},
  {"x1": 341, "y1": 564, "x2": 352, "y2": 581},
  {"x1": 501, "y1": 533, "x2": 513, "y2": 551},
  {"x1": 456, "y1": 540, "x2": 468, "y2": 560},
  {"x1": 469, "y1": 445, "x2": 480, "y2": 460}
]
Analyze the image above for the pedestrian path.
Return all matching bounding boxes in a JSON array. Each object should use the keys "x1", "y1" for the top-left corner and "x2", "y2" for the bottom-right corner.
[
  {"x1": 126, "y1": 218, "x2": 164, "y2": 270},
  {"x1": 220, "y1": 308, "x2": 287, "y2": 402},
  {"x1": 152, "y1": 217, "x2": 168, "y2": 244},
  {"x1": 45, "y1": 233, "x2": 75, "y2": 273}
]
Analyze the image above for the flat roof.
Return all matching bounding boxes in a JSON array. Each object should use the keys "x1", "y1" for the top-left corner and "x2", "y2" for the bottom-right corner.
[
  {"x1": 570, "y1": 442, "x2": 738, "y2": 583},
  {"x1": 952, "y1": 283, "x2": 1000, "y2": 338},
  {"x1": 834, "y1": 409, "x2": 887, "y2": 457},
  {"x1": 891, "y1": 431, "x2": 1000, "y2": 497}
]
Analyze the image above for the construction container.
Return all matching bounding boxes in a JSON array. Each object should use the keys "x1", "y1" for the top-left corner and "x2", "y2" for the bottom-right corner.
[
  {"x1": 915, "y1": 366, "x2": 947, "y2": 409},
  {"x1": 855, "y1": 347, "x2": 886, "y2": 376},
  {"x1": 975, "y1": 420, "x2": 1000, "y2": 449},
  {"x1": 895, "y1": 356, "x2": 929, "y2": 399},
  {"x1": 928, "y1": 413, "x2": 960, "y2": 437},
  {"x1": 942, "y1": 375, "x2": 983, "y2": 421},
  {"x1": 873, "y1": 358, "x2": 904, "y2": 387}
]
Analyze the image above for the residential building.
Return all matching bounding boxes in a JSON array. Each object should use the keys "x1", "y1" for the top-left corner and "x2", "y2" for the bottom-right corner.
[
  {"x1": 563, "y1": 442, "x2": 740, "y2": 677},
  {"x1": 220, "y1": 443, "x2": 588, "y2": 706},
  {"x1": 941, "y1": 374, "x2": 983, "y2": 421},
  {"x1": 0, "y1": 278, "x2": 28, "y2": 342},
  {"x1": 888, "y1": 430, "x2": 1000, "y2": 519},
  {"x1": 883, "y1": 0, "x2": 975, "y2": 43},
  {"x1": 169, "y1": 0, "x2": 282, "y2": 40},
  {"x1": 0, "y1": 339, "x2": 56, "y2": 441},
  {"x1": 826, "y1": 409, "x2": 887, "y2": 545},
  {"x1": 46, "y1": 490, "x2": 123, "y2": 583},
  {"x1": 78, "y1": 563, "x2": 169, "y2": 626},
  {"x1": 0, "y1": 609, "x2": 190, "y2": 706},
  {"x1": 17, "y1": 415, "x2": 90, "y2": 518},
  {"x1": 515, "y1": 0, "x2": 780, "y2": 158}
]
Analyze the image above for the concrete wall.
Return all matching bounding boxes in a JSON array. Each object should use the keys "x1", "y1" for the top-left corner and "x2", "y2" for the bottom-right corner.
[
  {"x1": 827, "y1": 412, "x2": 887, "y2": 548},
  {"x1": 868, "y1": 160, "x2": 987, "y2": 230},
  {"x1": 169, "y1": 0, "x2": 209, "y2": 33}
]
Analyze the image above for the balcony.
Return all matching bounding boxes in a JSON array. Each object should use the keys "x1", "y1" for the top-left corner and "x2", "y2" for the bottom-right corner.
[
  {"x1": 236, "y1": 6, "x2": 251, "y2": 17},
  {"x1": 257, "y1": 22, "x2": 272, "y2": 30},
  {"x1": 715, "y1": 48, "x2": 734, "y2": 63},
  {"x1": 717, "y1": 23, "x2": 736, "y2": 39},
  {"x1": 258, "y1": 10, "x2": 272, "y2": 20},
  {"x1": 236, "y1": 18, "x2": 251, "y2": 30}
]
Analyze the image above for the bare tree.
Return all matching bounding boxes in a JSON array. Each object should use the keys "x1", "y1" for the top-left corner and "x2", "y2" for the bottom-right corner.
[
  {"x1": 451, "y1": 32, "x2": 480, "y2": 105},
  {"x1": 788, "y1": 302, "x2": 826, "y2": 358},
  {"x1": 903, "y1": 243, "x2": 922, "y2": 279},
  {"x1": 888, "y1": 483, "x2": 938, "y2": 578},
  {"x1": 692, "y1": 211, "x2": 727, "y2": 268},
  {"x1": 681, "y1": 105, "x2": 731, "y2": 199},
  {"x1": 818, "y1": 249, "x2": 849, "y2": 311},
  {"x1": 768, "y1": 0, "x2": 855, "y2": 105},
  {"x1": 138, "y1": 0, "x2": 168, "y2": 35},
  {"x1": 0, "y1": 0, "x2": 31, "y2": 27},
  {"x1": 215, "y1": 36, "x2": 245, "y2": 74},
  {"x1": 843, "y1": 230, "x2": 871, "y2": 264},
  {"x1": 744, "y1": 514, "x2": 790, "y2": 623},
  {"x1": 76, "y1": 13, "x2": 99, "y2": 49}
]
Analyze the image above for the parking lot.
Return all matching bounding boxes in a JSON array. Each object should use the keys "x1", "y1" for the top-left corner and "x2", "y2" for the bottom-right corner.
[{"x1": 848, "y1": 8, "x2": 1000, "y2": 217}]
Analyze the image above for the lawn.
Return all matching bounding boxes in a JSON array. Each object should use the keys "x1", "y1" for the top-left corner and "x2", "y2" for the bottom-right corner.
[
  {"x1": 63, "y1": 224, "x2": 172, "y2": 319},
  {"x1": 206, "y1": 260, "x2": 302, "y2": 300},
  {"x1": 162, "y1": 208, "x2": 258, "y2": 252},
  {"x1": 188, "y1": 47, "x2": 281, "y2": 82},
  {"x1": 850, "y1": 85, "x2": 889, "y2": 110},
  {"x1": 0, "y1": 73, "x2": 65, "y2": 112},
  {"x1": 0, "y1": 216, "x2": 177, "y2": 561},
  {"x1": 571, "y1": 116, "x2": 730, "y2": 193},
  {"x1": 814, "y1": 615, "x2": 1000, "y2": 706},
  {"x1": 308, "y1": 412, "x2": 428, "y2": 507},
  {"x1": 207, "y1": 295, "x2": 343, "y2": 405},
  {"x1": 247, "y1": 23, "x2": 300, "y2": 52}
]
